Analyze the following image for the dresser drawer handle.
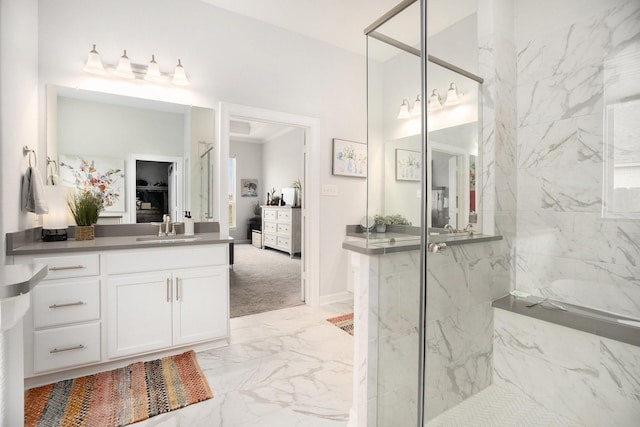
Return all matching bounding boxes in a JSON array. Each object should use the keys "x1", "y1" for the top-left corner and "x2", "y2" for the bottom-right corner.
[
  {"x1": 50, "y1": 344, "x2": 85, "y2": 354},
  {"x1": 49, "y1": 301, "x2": 85, "y2": 309},
  {"x1": 49, "y1": 265, "x2": 86, "y2": 271}
]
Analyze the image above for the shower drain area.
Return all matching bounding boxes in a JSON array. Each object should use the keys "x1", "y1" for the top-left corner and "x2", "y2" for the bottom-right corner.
[{"x1": 424, "y1": 384, "x2": 581, "y2": 427}]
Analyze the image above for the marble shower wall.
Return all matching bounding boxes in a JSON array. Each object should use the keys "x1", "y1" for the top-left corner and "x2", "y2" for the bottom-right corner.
[
  {"x1": 515, "y1": 0, "x2": 640, "y2": 318},
  {"x1": 424, "y1": 240, "x2": 510, "y2": 420},
  {"x1": 374, "y1": 250, "x2": 421, "y2": 427},
  {"x1": 494, "y1": 309, "x2": 640, "y2": 426}
]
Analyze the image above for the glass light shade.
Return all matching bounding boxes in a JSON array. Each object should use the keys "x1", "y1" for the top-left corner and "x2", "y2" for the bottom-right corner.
[
  {"x1": 144, "y1": 55, "x2": 163, "y2": 82},
  {"x1": 42, "y1": 186, "x2": 69, "y2": 230},
  {"x1": 411, "y1": 94, "x2": 422, "y2": 116},
  {"x1": 397, "y1": 99, "x2": 411, "y2": 119},
  {"x1": 444, "y1": 83, "x2": 461, "y2": 106},
  {"x1": 114, "y1": 50, "x2": 134, "y2": 79},
  {"x1": 82, "y1": 44, "x2": 107, "y2": 75},
  {"x1": 171, "y1": 59, "x2": 190, "y2": 85},
  {"x1": 427, "y1": 89, "x2": 443, "y2": 111}
]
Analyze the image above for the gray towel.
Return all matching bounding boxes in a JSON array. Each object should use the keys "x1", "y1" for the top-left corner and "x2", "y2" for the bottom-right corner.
[{"x1": 22, "y1": 166, "x2": 49, "y2": 214}]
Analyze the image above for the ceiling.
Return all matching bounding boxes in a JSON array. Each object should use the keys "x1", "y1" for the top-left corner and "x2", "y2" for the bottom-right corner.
[
  {"x1": 200, "y1": 0, "x2": 476, "y2": 62},
  {"x1": 214, "y1": 0, "x2": 476, "y2": 140},
  {"x1": 230, "y1": 119, "x2": 296, "y2": 144}
]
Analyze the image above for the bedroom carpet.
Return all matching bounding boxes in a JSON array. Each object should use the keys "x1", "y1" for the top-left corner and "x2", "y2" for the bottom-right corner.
[{"x1": 230, "y1": 243, "x2": 303, "y2": 318}]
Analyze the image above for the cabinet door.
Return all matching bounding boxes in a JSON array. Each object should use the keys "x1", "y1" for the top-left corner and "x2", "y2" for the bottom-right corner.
[
  {"x1": 107, "y1": 272, "x2": 173, "y2": 358},
  {"x1": 173, "y1": 266, "x2": 229, "y2": 346}
]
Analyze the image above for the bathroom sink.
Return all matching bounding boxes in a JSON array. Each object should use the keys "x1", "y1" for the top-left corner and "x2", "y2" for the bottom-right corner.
[{"x1": 135, "y1": 235, "x2": 200, "y2": 243}]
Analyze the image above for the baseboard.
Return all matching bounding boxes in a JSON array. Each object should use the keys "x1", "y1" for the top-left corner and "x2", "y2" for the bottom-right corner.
[{"x1": 319, "y1": 291, "x2": 353, "y2": 305}]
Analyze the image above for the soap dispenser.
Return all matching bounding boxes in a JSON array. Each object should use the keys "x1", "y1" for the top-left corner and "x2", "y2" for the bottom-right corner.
[{"x1": 184, "y1": 211, "x2": 194, "y2": 236}]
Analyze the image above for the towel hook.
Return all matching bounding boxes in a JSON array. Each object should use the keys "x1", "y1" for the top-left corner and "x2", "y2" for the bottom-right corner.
[{"x1": 23, "y1": 145, "x2": 37, "y2": 167}]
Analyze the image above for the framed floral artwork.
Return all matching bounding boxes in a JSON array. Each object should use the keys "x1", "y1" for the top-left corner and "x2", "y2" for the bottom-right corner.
[
  {"x1": 395, "y1": 149, "x2": 421, "y2": 181},
  {"x1": 332, "y1": 139, "x2": 367, "y2": 178},
  {"x1": 59, "y1": 154, "x2": 126, "y2": 212}
]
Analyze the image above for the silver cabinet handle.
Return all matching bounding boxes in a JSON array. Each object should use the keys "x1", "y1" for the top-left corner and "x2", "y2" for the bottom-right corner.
[
  {"x1": 50, "y1": 344, "x2": 85, "y2": 354},
  {"x1": 175, "y1": 277, "x2": 180, "y2": 301},
  {"x1": 166, "y1": 278, "x2": 171, "y2": 302},
  {"x1": 50, "y1": 265, "x2": 85, "y2": 271},
  {"x1": 49, "y1": 301, "x2": 85, "y2": 309}
]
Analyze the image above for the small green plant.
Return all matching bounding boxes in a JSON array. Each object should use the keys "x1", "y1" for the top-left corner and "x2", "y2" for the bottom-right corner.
[
  {"x1": 253, "y1": 201, "x2": 262, "y2": 217},
  {"x1": 68, "y1": 192, "x2": 102, "y2": 226},
  {"x1": 374, "y1": 214, "x2": 411, "y2": 226}
]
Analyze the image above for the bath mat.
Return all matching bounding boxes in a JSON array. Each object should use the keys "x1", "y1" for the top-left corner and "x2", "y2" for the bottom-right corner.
[
  {"x1": 24, "y1": 350, "x2": 213, "y2": 427},
  {"x1": 327, "y1": 313, "x2": 354, "y2": 336}
]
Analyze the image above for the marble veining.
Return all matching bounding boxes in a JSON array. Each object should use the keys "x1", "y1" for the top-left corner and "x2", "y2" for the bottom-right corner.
[{"x1": 131, "y1": 302, "x2": 353, "y2": 427}]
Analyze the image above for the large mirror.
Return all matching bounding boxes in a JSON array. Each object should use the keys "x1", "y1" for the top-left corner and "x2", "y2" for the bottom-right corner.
[{"x1": 46, "y1": 85, "x2": 215, "y2": 224}]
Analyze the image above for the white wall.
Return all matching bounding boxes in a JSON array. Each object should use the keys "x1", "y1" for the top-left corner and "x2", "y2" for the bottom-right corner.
[
  {"x1": 35, "y1": 0, "x2": 367, "y2": 299},
  {"x1": 262, "y1": 128, "x2": 304, "y2": 197},
  {"x1": 230, "y1": 140, "x2": 262, "y2": 241},
  {"x1": 0, "y1": 0, "x2": 39, "y2": 266}
]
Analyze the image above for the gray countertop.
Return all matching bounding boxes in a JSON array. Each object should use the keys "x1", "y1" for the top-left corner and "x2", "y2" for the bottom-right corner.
[
  {"x1": 8, "y1": 232, "x2": 233, "y2": 256},
  {"x1": 343, "y1": 226, "x2": 501, "y2": 255},
  {"x1": 0, "y1": 264, "x2": 48, "y2": 298}
]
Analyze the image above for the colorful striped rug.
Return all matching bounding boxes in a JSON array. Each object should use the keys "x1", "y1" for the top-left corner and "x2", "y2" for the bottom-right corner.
[
  {"x1": 24, "y1": 350, "x2": 213, "y2": 427},
  {"x1": 327, "y1": 313, "x2": 354, "y2": 336}
]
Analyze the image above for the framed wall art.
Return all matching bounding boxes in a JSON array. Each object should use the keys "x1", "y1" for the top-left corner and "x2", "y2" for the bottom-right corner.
[
  {"x1": 332, "y1": 138, "x2": 367, "y2": 178},
  {"x1": 395, "y1": 149, "x2": 421, "y2": 181}
]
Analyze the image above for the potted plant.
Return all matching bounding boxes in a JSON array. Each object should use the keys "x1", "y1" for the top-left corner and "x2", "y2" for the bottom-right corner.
[
  {"x1": 373, "y1": 214, "x2": 388, "y2": 233},
  {"x1": 292, "y1": 179, "x2": 302, "y2": 207},
  {"x1": 68, "y1": 191, "x2": 102, "y2": 240}
]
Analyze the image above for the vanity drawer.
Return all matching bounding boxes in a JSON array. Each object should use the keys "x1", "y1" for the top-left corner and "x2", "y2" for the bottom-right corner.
[
  {"x1": 33, "y1": 254, "x2": 99, "y2": 280},
  {"x1": 277, "y1": 210, "x2": 291, "y2": 221},
  {"x1": 263, "y1": 234, "x2": 277, "y2": 245},
  {"x1": 33, "y1": 322, "x2": 101, "y2": 373},
  {"x1": 277, "y1": 223, "x2": 291, "y2": 234},
  {"x1": 263, "y1": 222, "x2": 277, "y2": 233},
  {"x1": 33, "y1": 279, "x2": 100, "y2": 328},
  {"x1": 263, "y1": 209, "x2": 277, "y2": 220}
]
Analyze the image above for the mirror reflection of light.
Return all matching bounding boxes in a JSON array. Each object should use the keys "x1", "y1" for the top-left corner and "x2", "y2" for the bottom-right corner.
[{"x1": 401, "y1": 118, "x2": 421, "y2": 136}]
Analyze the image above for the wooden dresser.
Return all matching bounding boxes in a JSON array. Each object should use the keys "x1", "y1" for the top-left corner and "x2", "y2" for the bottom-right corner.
[{"x1": 261, "y1": 206, "x2": 301, "y2": 258}]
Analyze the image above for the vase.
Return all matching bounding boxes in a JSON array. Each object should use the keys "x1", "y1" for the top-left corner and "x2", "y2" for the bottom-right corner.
[
  {"x1": 376, "y1": 224, "x2": 387, "y2": 233},
  {"x1": 75, "y1": 225, "x2": 95, "y2": 241}
]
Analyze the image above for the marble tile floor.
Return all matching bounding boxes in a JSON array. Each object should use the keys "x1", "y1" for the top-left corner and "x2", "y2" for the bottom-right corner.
[
  {"x1": 132, "y1": 301, "x2": 354, "y2": 427},
  {"x1": 425, "y1": 384, "x2": 582, "y2": 427}
]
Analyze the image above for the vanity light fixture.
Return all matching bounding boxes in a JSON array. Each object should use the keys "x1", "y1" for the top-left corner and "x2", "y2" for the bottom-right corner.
[
  {"x1": 397, "y1": 99, "x2": 411, "y2": 119},
  {"x1": 427, "y1": 89, "x2": 443, "y2": 111},
  {"x1": 144, "y1": 55, "x2": 164, "y2": 82},
  {"x1": 444, "y1": 82, "x2": 461, "y2": 106},
  {"x1": 82, "y1": 44, "x2": 107, "y2": 75},
  {"x1": 82, "y1": 45, "x2": 190, "y2": 85},
  {"x1": 171, "y1": 59, "x2": 190, "y2": 85},
  {"x1": 411, "y1": 94, "x2": 422, "y2": 117},
  {"x1": 114, "y1": 50, "x2": 134, "y2": 79}
]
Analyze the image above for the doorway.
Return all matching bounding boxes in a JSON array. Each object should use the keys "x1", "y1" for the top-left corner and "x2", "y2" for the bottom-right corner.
[
  {"x1": 217, "y1": 102, "x2": 321, "y2": 308},
  {"x1": 128, "y1": 154, "x2": 183, "y2": 224},
  {"x1": 226, "y1": 119, "x2": 305, "y2": 317}
]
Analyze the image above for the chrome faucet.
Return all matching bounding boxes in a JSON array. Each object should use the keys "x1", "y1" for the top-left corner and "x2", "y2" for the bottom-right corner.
[
  {"x1": 163, "y1": 214, "x2": 172, "y2": 236},
  {"x1": 444, "y1": 224, "x2": 454, "y2": 233},
  {"x1": 464, "y1": 223, "x2": 474, "y2": 234}
]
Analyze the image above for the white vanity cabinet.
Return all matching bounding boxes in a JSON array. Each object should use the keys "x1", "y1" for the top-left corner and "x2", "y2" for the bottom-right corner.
[
  {"x1": 261, "y1": 206, "x2": 301, "y2": 258},
  {"x1": 105, "y1": 245, "x2": 229, "y2": 359},
  {"x1": 14, "y1": 242, "x2": 230, "y2": 382}
]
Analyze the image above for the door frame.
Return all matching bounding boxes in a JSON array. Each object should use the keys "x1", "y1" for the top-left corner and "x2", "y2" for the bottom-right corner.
[{"x1": 216, "y1": 102, "x2": 321, "y2": 306}]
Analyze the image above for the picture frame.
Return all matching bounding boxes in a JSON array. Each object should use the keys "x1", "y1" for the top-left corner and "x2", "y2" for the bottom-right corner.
[
  {"x1": 332, "y1": 138, "x2": 367, "y2": 178},
  {"x1": 395, "y1": 149, "x2": 421, "y2": 181},
  {"x1": 241, "y1": 178, "x2": 258, "y2": 197}
]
